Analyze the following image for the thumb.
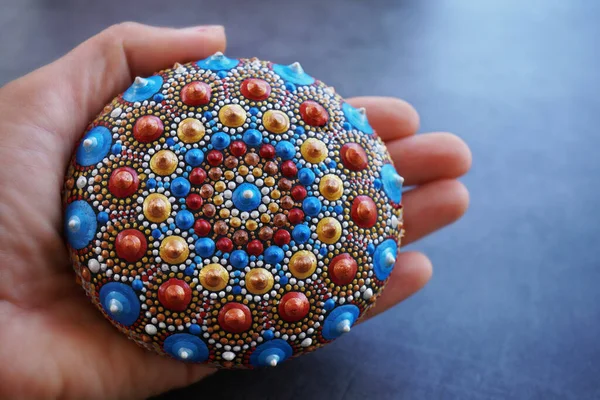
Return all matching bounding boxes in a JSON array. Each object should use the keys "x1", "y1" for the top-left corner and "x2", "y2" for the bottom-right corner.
[{"x1": 1, "y1": 22, "x2": 226, "y2": 154}]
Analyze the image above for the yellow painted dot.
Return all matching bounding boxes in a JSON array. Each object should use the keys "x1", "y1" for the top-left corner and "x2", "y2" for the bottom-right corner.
[
  {"x1": 177, "y1": 118, "x2": 205, "y2": 143},
  {"x1": 159, "y1": 236, "x2": 189, "y2": 264},
  {"x1": 268, "y1": 203, "x2": 279, "y2": 213},
  {"x1": 230, "y1": 217, "x2": 242, "y2": 228},
  {"x1": 252, "y1": 167, "x2": 263, "y2": 177},
  {"x1": 319, "y1": 174, "x2": 344, "y2": 200},
  {"x1": 317, "y1": 217, "x2": 342, "y2": 244},
  {"x1": 150, "y1": 150, "x2": 178, "y2": 175},
  {"x1": 218, "y1": 104, "x2": 246, "y2": 127},
  {"x1": 214, "y1": 181, "x2": 226, "y2": 192},
  {"x1": 238, "y1": 166, "x2": 249, "y2": 176},
  {"x1": 246, "y1": 220, "x2": 258, "y2": 231},
  {"x1": 301, "y1": 138, "x2": 328, "y2": 164},
  {"x1": 271, "y1": 190, "x2": 281, "y2": 199},
  {"x1": 245, "y1": 268, "x2": 274, "y2": 295},
  {"x1": 263, "y1": 110, "x2": 290, "y2": 134},
  {"x1": 264, "y1": 177, "x2": 275, "y2": 187},
  {"x1": 219, "y1": 208, "x2": 230, "y2": 218},
  {"x1": 143, "y1": 193, "x2": 171, "y2": 223},
  {"x1": 289, "y1": 250, "x2": 317, "y2": 279},
  {"x1": 261, "y1": 214, "x2": 271, "y2": 223},
  {"x1": 199, "y1": 263, "x2": 229, "y2": 291},
  {"x1": 214, "y1": 195, "x2": 224, "y2": 205},
  {"x1": 224, "y1": 171, "x2": 234, "y2": 180}
]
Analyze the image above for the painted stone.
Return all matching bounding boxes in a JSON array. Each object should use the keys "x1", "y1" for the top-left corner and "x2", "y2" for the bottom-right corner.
[{"x1": 62, "y1": 53, "x2": 405, "y2": 368}]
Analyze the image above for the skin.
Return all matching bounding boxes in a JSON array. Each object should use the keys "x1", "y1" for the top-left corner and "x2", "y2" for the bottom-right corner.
[{"x1": 0, "y1": 23, "x2": 471, "y2": 400}]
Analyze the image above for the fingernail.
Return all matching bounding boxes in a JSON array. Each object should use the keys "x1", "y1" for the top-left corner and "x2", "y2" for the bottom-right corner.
[{"x1": 181, "y1": 25, "x2": 224, "y2": 32}]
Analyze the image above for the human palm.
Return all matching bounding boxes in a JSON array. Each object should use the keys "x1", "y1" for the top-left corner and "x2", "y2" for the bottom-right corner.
[{"x1": 0, "y1": 23, "x2": 471, "y2": 399}]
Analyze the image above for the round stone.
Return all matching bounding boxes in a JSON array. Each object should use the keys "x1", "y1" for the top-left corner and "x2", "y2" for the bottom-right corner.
[{"x1": 63, "y1": 55, "x2": 404, "y2": 368}]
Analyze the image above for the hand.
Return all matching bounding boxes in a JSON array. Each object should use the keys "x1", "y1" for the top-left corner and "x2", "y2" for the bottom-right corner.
[{"x1": 0, "y1": 23, "x2": 471, "y2": 400}]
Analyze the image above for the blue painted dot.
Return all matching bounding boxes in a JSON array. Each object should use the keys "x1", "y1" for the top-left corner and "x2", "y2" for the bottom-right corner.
[
  {"x1": 373, "y1": 179, "x2": 382, "y2": 190},
  {"x1": 367, "y1": 243, "x2": 375, "y2": 254},
  {"x1": 285, "y1": 82, "x2": 297, "y2": 92},
  {"x1": 146, "y1": 178, "x2": 157, "y2": 189},
  {"x1": 243, "y1": 129, "x2": 262, "y2": 146},
  {"x1": 275, "y1": 141, "x2": 296, "y2": 160},
  {"x1": 175, "y1": 210, "x2": 195, "y2": 230},
  {"x1": 292, "y1": 224, "x2": 311, "y2": 244},
  {"x1": 189, "y1": 324, "x2": 201, "y2": 335},
  {"x1": 324, "y1": 299, "x2": 336, "y2": 311},
  {"x1": 262, "y1": 330, "x2": 274, "y2": 340},
  {"x1": 76, "y1": 126, "x2": 112, "y2": 166},
  {"x1": 320, "y1": 247, "x2": 328, "y2": 255},
  {"x1": 217, "y1": 70, "x2": 228, "y2": 79},
  {"x1": 273, "y1": 63, "x2": 315, "y2": 85},
  {"x1": 230, "y1": 250, "x2": 249, "y2": 269},
  {"x1": 264, "y1": 246, "x2": 284, "y2": 264},
  {"x1": 342, "y1": 102, "x2": 374, "y2": 135},
  {"x1": 211, "y1": 132, "x2": 231, "y2": 150},
  {"x1": 163, "y1": 333, "x2": 209, "y2": 362},
  {"x1": 334, "y1": 205, "x2": 343, "y2": 214},
  {"x1": 65, "y1": 200, "x2": 97, "y2": 249},
  {"x1": 298, "y1": 168, "x2": 315, "y2": 185},
  {"x1": 343, "y1": 122, "x2": 352, "y2": 131},
  {"x1": 99, "y1": 282, "x2": 140, "y2": 326},
  {"x1": 380, "y1": 164, "x2": 403, "y2": 203},
  {"x1": 184, "y1": 266, "x2": 195, "y2": 276},
  {"x1": 151, "y1": 228, "x2": 162, "y2": 239},
  {"x1": 132, "y1": 279, "x2": 144, "y2": 291},
  {"x1": 302, "y1": 197, "x2": 322, "y2": 217},
  {"x1": 111, "y1": 143, "x2": 122, "y2": 155},
  {"x1": 232, "y1": 183, "x2": 261, "y2": 211},
  {"x1": 195, "y1": 238, "x2": 215, "y2": 257},
  {"x1": 171, "y1": 177, "x2": 191, "y2": 197},
  {"x1": 203, "y1": 111, "x2": 213, "y2": 120},
  {"x1": 123, "y1": 75, "x2": 163, "y2": 102},
  {"x1": 232, "y1": 285, "x2": 242, "y2": 295},
  {"x1": 97, "y1": 212, "x2": 109, "y2": 224},
  {"x1": 185, "y1": 149, "x2": 204, "y2": 166},
  {"x1": 249, "y1": 107, "x2": 259, "y2": 116},
  {"x1": 280, "y1": 276, "x2": 289, "y2": 285},
  {"x1": 153, "y1": 93, "x2": 164, "y2": 102}
]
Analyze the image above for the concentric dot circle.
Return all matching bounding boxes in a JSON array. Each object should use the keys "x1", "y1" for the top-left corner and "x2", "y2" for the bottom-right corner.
[{"x1": 63, "y1": 55, "x2": 404, "y2": 369}]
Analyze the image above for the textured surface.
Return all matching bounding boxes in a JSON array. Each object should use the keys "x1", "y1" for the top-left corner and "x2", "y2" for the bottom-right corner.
[
  {"x1": 1, "y1": 0, "x2": 599, "y2": 398},
  {"x1": 62, "y1": 55, "x2": 404, "y2": 367}
]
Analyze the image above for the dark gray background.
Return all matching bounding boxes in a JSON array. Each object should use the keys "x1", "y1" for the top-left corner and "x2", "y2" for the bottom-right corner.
[{"x1": 2, "y1": 0, "x2": 599, "y2": 399}]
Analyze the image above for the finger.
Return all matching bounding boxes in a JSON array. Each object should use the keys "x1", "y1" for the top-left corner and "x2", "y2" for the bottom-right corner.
[
  {"x1": 402, "y1": 179, "x2": 470, "y2": 246},
  {"x1": 2, "y1": 22, "x2": 226, "y2": 145},
  {"x1": 361, "y1": 251, "x2": 432, "y2": 321},
  {"x1": 347, "y1": 96, "x2": 420, "y2": 141},
  {"x1": 386, "y1": 132, "x2": 472, "y2": 186}
]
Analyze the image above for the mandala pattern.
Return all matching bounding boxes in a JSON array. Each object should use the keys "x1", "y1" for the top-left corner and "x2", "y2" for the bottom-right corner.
[{"x1": 63, "y1": 54, "x2": 405, "y2": 368}]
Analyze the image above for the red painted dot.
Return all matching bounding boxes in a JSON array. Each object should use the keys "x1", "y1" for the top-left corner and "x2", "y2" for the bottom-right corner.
[
  {"x1": 207, "y1": 150, "x2": 223, "y2": 166},
  {"x1": 218, "y1": 303, "x2": 252, "y2": 333},
  {"x1": 259, "y1": 144, "x2": 276, "y2": 159},
  {"x1": 273, "y1": 229, "x2": 291, "y2": 246},
  {"x1": 278, "y1": 292, "x2": 310, "y2": 322},
  {"x1": 230, "y1": 140, "x2": 247, "y2": 157},
  {"x1": 329, "y1": 254, "x2": 358, "y2": 286},
  {"x1": 194, "y1": 219, "x2": 211, "y2": 236},
  {"x1": 280, "y1": 160, "x2": 298, "y2": 177},
  {"x1": 340, "y1": 143, "x2": 368, "y2": 171},
  {"x1": 291, "y1": 186, "x2": 307, "y2": 201},
  {"x1": 287, "y1": 208, "x2": 305, "y2": 225},
  {"x1": 181, "y1": 81, "x2": 212, "y2": 106},
  {"x1": 216, "y1": 237, "x2": 233, "y2": 253},
  {"x1": 247, "y1": 240, "x2": 264, "y2": 256},
  {"x1": 158, "y1": 278, "x2": 192, "y2": 311},
  {"x1": 240, "y1": 78, "x2": 271, "y2": 101},
  {"x1": 115, "y1": 229, "x2": 147, "y2": 263},
  {"x1": 133, "y1": 115, "x2": 164, "y2": 143},
  {"x1": 351, "y1": 195, "x2": 378, "y2": 228},
  {"x1": 186, "y1": 194, "x2": 203, "y2": 210},
  {"x1": 189, "y1": 168, "x2": 207, "y2": 185},
  {"x1": 299, "y1": 100, "x2": 329, "y2": 127},
  {"x1": 108, "y1": 167, "x2": 139, "y2": 198}
]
